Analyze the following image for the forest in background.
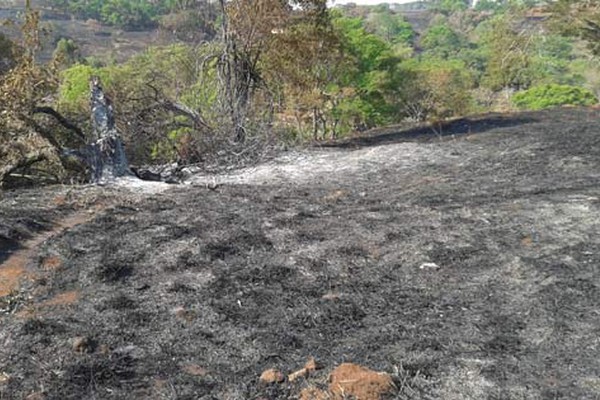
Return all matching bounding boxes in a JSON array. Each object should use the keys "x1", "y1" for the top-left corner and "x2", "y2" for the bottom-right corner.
[{"x1": 0, "y1": 0, "x2": 599, "y2": 187}]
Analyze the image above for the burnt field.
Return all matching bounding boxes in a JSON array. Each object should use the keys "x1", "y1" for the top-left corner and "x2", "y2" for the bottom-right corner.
[{"x1": 1, "y1": 108, "x2": 600, "y2": 399}]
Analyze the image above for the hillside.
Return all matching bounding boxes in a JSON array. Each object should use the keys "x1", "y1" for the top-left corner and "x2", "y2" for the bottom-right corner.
[
  {"x1": 0, "y1": 6, "x2": 171, "y2": 62},
  {"x1": 1, "y1": 107, "x2": 599, "y2": 399}
]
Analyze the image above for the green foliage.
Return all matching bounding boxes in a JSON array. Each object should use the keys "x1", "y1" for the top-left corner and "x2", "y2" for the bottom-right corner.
[
  {"x1": 549, "y1": 0, "x2": 600, "y2": 55},
  {"x1": 100, "y1": 0, "x2": 158, "y2": 30},
  {"x1": 421, "y1": 23, "x2": 466, "y2": 59},
  {"x1": 364, "y1": 8, "x2": 415, "y2": 44},
  {"x1": 331, "y1": 15, "x2": 401, "y2": 129},
  {"x1": 58, "y1": 64, "x2": 108, "y2": 114},
  {"x1": 58, "y1": 44, "x2": 220, "y2": 163},
  {"x1": 512, "y1": 84, "x2": 598, "y2": 110},
  {"x1": 477, "y1": 12, "x2": 533, "y2": 90},
  {"x1": 43, "y1": 0, "x2": 176, "y2": 29},
  {"x1": 52, "y1": 38, "x2": 82, "y2": 69},
  {"x1": 529, "y1": 35, "x2": 584, "y2": 86},
  {"x1": 399, "y1": 57, "x2": 473, "y2": 121},
  {"x1": 474, "y1": 0, "x2": 509, "y2": 12}
]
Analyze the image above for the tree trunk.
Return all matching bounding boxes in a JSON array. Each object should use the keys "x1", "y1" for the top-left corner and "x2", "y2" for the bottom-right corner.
[{"x1": 87, "y1": 76, "x2": 131, "y2": 183}]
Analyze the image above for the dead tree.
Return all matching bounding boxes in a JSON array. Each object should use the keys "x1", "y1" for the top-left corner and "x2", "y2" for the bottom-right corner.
[{"x1": 86, "y1": 76, "x2": 132, "y2": 183}]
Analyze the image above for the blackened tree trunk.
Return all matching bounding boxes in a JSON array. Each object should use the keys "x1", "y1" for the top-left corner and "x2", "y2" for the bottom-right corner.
[{"x1": 88, "y1": 76, "x2": 131, "y2": 183}]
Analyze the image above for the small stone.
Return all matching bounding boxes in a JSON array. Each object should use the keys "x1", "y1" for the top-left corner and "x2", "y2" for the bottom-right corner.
[
  {"x1": 419, "y1": 262, "x2": 440, "y2": 270},
  {"x1": 305, "y1": 356, "x2": 320, "y2": 372},
  {"x1": 322, "y1": 292, "x2": 341, "y2": 301},
  {"x1": 259, "y1": 368, "x2": 284, "y2": 385},
  {"x1": 72, "y1": 336, "x2": 94, "y2": 353},
  {"x1": 0, "y1": 372, "x2": 9, "y2": 384}
]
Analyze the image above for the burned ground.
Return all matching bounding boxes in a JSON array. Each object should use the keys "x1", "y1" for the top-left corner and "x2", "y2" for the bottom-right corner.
[{"x1": 1, "y1": 108, "x2": 599, "y2": 399}]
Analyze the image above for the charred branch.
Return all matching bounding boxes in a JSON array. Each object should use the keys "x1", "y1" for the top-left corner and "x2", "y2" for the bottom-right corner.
[
  {"x1": 32, "y1": 106, "x2": 86, "y2": 142},
  {"x1": 0, "y1": 151, "x2": 47, "y2": 186}
]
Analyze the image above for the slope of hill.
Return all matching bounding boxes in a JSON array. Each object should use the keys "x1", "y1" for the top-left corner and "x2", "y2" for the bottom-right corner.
[
  {"x1": 0, "y1": 6, "x2": 169, "y2": 62},
  {"x1": 1, "y1": 107, "x2": 599, "y2": 399}
]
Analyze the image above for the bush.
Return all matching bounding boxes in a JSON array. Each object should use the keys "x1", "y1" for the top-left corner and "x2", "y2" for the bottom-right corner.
[
  {"x1": 399, "y1": 58, "x2": 474, "y2": 122},
  {"x1": 512, "y1": 84, "x2": 598, "y2": 110}
]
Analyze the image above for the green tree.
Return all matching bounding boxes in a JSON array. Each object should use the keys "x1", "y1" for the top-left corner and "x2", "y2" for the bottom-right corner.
[
  {"x1": 477, "y1": 12, "x2": 534, "y2": 91},
  {"x1": 218, "y1": 0, "x2": 330, "y2": 141},
  {"x1": 58, "y1": 44, "x2": 218, "y2": 164},
  {"x1": 549, "y1": 0, "x2": 600, "y2": 55},
  {"x1": 101, "y1": 0, "x2": 157, "y2": 30},
  {"x1": 421, "y1": 23, "x2": 467, "y2": 59},
  {"x1": 52, "y1": 38, "x2": 82, "y2": 69},
  {"x1": 364, "y1": 8, "x2": 415, "y2": 45},
  {"x1": 529, "y1": 34, "x2": 584, "y2": 86},
  {"x1": 399, "y1": 58, "x2": 473, "y2": 123},
  {"x1": 330, "y1": 14, "x2": 401, "y2": 130}
]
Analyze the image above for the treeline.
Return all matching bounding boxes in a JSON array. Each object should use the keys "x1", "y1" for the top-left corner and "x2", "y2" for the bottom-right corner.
[{"x1": 0, "y1": 0, "x2": 599, "y2": 186}]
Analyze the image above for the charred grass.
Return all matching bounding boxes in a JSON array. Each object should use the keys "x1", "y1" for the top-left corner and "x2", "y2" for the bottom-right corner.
[{"x1": 1, "y1": 108, "x2": 599, "y2": 399}]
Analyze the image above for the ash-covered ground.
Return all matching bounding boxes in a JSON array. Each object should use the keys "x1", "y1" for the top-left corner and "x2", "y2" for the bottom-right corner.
[{"x1": 1, "y1": 108, "x2": 599, "y2": 400}]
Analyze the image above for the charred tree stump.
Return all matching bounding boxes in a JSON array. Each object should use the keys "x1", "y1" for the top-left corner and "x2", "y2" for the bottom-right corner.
[{"x1": 88, "y1": 77, "x2": 131, "y2": 183}]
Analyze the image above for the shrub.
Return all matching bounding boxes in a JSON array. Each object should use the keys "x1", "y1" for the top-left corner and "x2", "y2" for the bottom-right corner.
[{"x1": 512, "y1": 84, "x2": 598, "y2": 110}]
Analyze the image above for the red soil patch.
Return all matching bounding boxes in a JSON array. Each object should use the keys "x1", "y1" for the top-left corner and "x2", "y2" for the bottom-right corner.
[
  {"x1": 259, "y1": 368, "x2": 285, "y2": 385},
  {"x1": 41, "y1": 255, "x2": 62, "y2": 271},
  {"x1": 300, "y1": 386, "x2": 329, "y2": 400},
  {"x1": 328, "y1": 363, "x2": 393, "y2": 400},
  {"x1": 39, "y1": 290, "x2": 80, "y2": 307},
  {"x1": 0, "y1": 256, "x2": 27, "y2": 297},
  {"x1": 0, "y1": 212, "x2": 96, "y2": 297}
]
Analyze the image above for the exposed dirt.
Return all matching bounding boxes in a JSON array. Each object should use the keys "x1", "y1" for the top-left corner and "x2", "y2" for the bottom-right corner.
[{"x1": 1, "y1": 108, "x2": 600, "y2": 400}]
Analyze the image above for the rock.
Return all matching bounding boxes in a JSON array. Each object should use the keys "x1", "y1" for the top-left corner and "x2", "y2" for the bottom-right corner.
[
  {"x1": 259, "y1": 368, "x2": 284, "y2": 385},
  {"x1": 329, "y1": 363, "x2": 393, "y2": 400},
  {"x1": 419, "y1": 262, "x2": 440, "y2": 270},
  {"x1": 72, "y1": 336, "x2": 94, "y2": 353},
  {"x1": 305, "y1": 356, "x2": 320, "y2": 372},
  {"x1": 322, "y1": 292, "x2": 341, "y2": 301}
]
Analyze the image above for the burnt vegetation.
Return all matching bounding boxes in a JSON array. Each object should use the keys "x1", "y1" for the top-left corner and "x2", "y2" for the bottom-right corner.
[
  {"x1": 1, "y1": 1, "x2": 600, "y2": 399},
  {"x1": 1, "y1": 107, "x2": 599, "y2": 399}
]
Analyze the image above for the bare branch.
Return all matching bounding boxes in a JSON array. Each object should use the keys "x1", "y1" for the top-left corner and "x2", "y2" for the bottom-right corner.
[{"x1": 32, "y1": 106, "x2": 87, "y2": 142}]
